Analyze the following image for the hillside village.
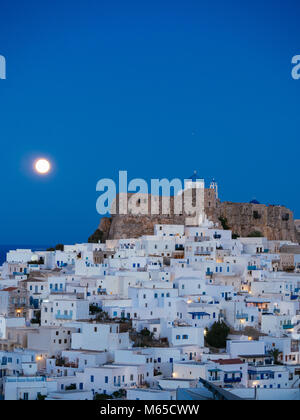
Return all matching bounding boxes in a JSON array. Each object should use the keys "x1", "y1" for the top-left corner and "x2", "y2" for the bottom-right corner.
[{"x1": 1, "y1": 181, "x2": 300, "y2": 400}]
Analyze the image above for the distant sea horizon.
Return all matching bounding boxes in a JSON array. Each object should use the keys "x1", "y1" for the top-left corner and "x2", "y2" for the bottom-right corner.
[{"x1": 0, "y1": 245, "x2": 50, "y2": 266}]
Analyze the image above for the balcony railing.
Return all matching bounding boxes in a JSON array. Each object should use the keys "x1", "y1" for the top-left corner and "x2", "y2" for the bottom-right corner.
[
  {"x1": 224, "y1": 377, "x2": 242, "y2": 383},
  {"x1": 283, "y1": 324, "x2": 294, "y2": 330},
  {"x1": 195, "y1": 236, "x2": 210, "y2": 242},
  {"x1": 236, "y1": 314, "x2": 249, "y2": 320},
  {"x1": 208, "y1": 376, "x2": 221, "y2": 382},
  {"x1": 55, "y1": 314, "x2": 72, "y2": 320}
]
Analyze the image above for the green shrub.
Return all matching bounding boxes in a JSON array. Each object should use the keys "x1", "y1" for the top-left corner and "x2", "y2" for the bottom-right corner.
[
  {"x1": 247, "y1": 230, "x2": 263, "y2": 237},
  {"x1": 205, "y1": 321, "x2": 230, "y2": 349},
  {"x1": 218, "y1": 217, "x2": 230, "y2": 230}
]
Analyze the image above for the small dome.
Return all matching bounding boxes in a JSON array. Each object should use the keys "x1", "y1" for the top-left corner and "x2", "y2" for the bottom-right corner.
[
  {"x1": 250, "y1": 199, "x2": 260, "y2": 204},
  {"x1": 188, "y1": 171, "x2": 198, "y2": 182}
]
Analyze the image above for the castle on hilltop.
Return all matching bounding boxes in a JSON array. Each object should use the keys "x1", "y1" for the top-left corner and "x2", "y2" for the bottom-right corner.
[{"x1": 90, "y1": 174, "x2": 298, "y2": 243}]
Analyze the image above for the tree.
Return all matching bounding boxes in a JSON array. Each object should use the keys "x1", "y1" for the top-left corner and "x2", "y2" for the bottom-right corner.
[
  {"x1": 140, "y1": 328, "x2": 151, "y2": 337},
  {"x1": 89, "y1": 304, "x2": 102, "y2": 315},
  {"x1": 112, "y1": 389, "x2": 126, "y2": 399},
  {"x1": 269, "y1": 348, "x2": 280, "y2": 364},
  {"x1": 205, "y1": 321, "x2": 230, "y2": 349}
]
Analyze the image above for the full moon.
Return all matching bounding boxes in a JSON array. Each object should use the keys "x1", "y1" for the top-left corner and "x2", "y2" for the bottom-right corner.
[{"x1": 35, "y1": 158, "x2": 51, "y2": 174}]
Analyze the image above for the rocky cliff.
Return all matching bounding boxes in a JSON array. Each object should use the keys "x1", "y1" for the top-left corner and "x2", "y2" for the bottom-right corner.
[{"x1": 92, "y1": 190, "x2": 298, "y2": 243}]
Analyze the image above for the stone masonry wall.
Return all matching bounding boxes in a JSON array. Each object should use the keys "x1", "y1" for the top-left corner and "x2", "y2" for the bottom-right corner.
[{"x1": 96, "y1": 189, "x2": 297, "y2": 242}]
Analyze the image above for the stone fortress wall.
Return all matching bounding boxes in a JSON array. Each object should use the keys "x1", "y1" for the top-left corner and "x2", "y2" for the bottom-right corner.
[{"x1": 94, "y1": 185, "x2": 298, "y2": 243}]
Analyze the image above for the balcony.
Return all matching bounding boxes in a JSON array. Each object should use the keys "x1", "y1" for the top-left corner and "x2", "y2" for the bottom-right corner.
[
  {"x1": 283, "y1": 324, "x2": 295, "y2": 330},
  {"x1": 195, "y1": 236, "x2": 210, "y2": 243},
  {"x1": 236, "y1": 314, "x2": 249, "y2": 320},
  {"x1": 55, "y1": 314, "x2": 72, "y2": 320},
  {"x1": 248, "y1": 370, "x2": 274, "y2": 380},
  {"x1": 5, "y1": 377, "x2": 46, "y2": 383},
  {"x1": 55, "y1": 359, "x2": 78, "y2": 368},
  {"x1": 195, "y1": 251, "x2": 211, "y2": 256},
  {"x1": 208, "y1": 376, "x2": 221, "y2": 382},
  {"x1": 248, "y1": 359, "x2": 273, "y2": 367},
  {"x1": 224, "y1": 377, "x2": 242, "y2": 383}
]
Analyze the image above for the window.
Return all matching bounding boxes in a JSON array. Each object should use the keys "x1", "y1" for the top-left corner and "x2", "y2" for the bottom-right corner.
[
  {"x1": 105, "y1": 376, "x2": 108, "y2": 383},
  {"x1": 91, "y1": 376, "x2": 94, "y2": 383}
]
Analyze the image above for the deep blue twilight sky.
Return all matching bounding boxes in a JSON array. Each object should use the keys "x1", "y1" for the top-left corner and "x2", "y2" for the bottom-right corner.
[{"x1": 0, "y1": 0, "x2": 300, "y2": 245}]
